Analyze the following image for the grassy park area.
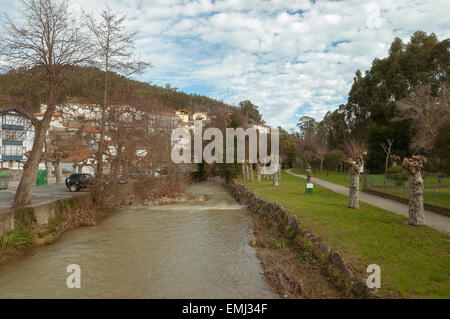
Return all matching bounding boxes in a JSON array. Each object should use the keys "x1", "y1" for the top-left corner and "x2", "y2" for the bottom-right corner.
[
  {"x1": 239, "y1": 171, "x2": 450, "y2": 298},
  {"x1": 291, "y1": 169, "x2": 450, "y2": 209}
]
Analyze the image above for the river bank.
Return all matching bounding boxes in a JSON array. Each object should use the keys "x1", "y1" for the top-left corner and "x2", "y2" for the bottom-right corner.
[{"x1": 225, "y1": 179, "x2": 374, "y2": 299}]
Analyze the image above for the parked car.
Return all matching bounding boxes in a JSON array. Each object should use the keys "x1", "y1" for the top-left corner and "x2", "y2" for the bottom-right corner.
[
  {"x1": 65, "y1": 173, "x2": 95, "y2": 192},
  {"x1": 156, "y1": 167, "x2": 169, "y2": 176}
]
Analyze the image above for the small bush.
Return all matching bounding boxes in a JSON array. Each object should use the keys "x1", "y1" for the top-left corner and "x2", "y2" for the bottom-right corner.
[
  {"x1": 274, "y1": 238, "x2": 287, "y2": 249},
  {"x1": 0, "y1": 228, "x2": 33, "y2": 252},
  {"x1": 41, "y1": 234, "x2": 55, "y2": 245}
]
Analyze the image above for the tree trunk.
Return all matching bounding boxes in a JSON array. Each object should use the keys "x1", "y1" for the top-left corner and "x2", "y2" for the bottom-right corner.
[
  {"x1": 384, "y1": 154, "x2": 389, "y2": 176},
  {"x1": 273, "y1": 172, "x2": 279, "y2": 186},
  {"x1": 306, "y1": 167, "x2": 312, "y2": 183},
  {"x1": 45, "y1": 161, "x2": 52, "y2": 178},
  {"x1": 121, "y1": 160, "x2": 130, "y2": 181},
  {"x1": 12, "y1": 104, "x2": 55, "y2": 208},
  {"x1": 407, "y1": 173, "x2": 425, "y2": 226},
  {"x1": 256, "y1": 162, "x2": 261, "y2": 182},
  {"x1": 110, "y1": 159, "x2": 120, "y2": 185},
  {"x1": 54, "y1": 161, "x2": 62, "y2": 183},
  {"x1": 249, "y1": 163, "x2": 254, "y2": 181},
  {"x1": 348, "y1": 167, "x2": 360, "y2": 209},
  {"x1": 241, "y1": 162, "x2": 245, "y2": 178},
  {"x1": 244, "y1": 163, "x2": 249, "y2": 180}
]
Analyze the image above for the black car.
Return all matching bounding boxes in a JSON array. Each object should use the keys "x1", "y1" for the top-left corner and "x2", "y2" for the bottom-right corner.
[
  {"x1": 65, "y1": 174, "x2": 95, "y2": 192},
  {"x1": 156, "y1": 166, "x2": 169, "y2": 176}
]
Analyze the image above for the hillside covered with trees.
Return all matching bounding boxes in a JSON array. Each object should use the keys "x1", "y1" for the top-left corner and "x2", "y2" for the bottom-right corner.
[{"x1": 0, "y1": 66, "x2": 234, "y2": 114}]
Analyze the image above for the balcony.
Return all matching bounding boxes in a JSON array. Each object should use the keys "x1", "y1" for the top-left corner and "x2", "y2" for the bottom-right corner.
[
  {"x1": 2, "y1": 124, "x2": 24, "y2": 130},
  {"x1": 2, "y1": 155, "x2": 23, "y2": 161},
  {"x1": 2, "y1": 140, "x2": 23, "y2": 145}
]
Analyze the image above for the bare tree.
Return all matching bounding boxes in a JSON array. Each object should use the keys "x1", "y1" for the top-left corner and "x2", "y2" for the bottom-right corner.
[
  {"x1": 0, "y1": 0, "x2": 91, "y2": 207},
  {"x1": 44, "y1": 127, "x2": 86, "y2": 183},
  {"x1": 381, "y1": 138, "x2": 394, "y2": 176},
  {"x1": 345, "y1": 138, "x2": 367, "y2": 209},
  {"x1": 315, "y1": 143, "x2": 328, "y2": 173},
  {"x1": 85, "y1": 6, "x2": 151, "y2": 198},
  {"x1": 395, "y1": 83, "x2": 450, "y2": 153}
]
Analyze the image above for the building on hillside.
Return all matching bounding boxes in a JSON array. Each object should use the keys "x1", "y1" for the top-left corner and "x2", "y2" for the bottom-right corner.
[
  {"x1": 191, "y1": 111, "x2": 209, "y2": 121},
  {"x1": 175, "y1": 109, "x2": 190, "y2": 123},
  {"x1": 66, "y1": 125, "x2": 101, "y2": 150},
  {"x1": 146, "y1": 112, "x2": 180, "y2": 132},
  {"x1": 249, "y1": 123, "x2": 271, "y2": 134},
  {"x1": 40, "y1": 104, "x2": 102, "y2": 122},
  {"x1": 0, "y1": 108, "x2": 35, "y2": 169},
  {"x1": 32, "y1": 112, "x2": 65, "y2": 130},
  {"x1": 61, "y1": 149, "x2": 96, "y2": 174}
]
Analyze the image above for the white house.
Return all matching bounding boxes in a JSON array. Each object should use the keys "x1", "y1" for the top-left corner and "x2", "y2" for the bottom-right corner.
[
  {"x1": 249, "y1": 123, "x2": 271, "y2": 134},
  {"x1": 175, "y1": 109, "x2": 190, "y2": 123},
  {"x1": 191, "y1": 111, "x2": 208, "y2": 121}
]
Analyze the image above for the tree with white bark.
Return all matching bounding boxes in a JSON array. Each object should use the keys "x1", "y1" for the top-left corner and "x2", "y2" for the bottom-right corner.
[
  {"x1": 402, "y1": 155, "x2": 427, "y2": 226},
  {"x1": 0, "y1": 0, "x2": 91, "y2": 207},
  {"x1": 345, "y1": 138, "x2": 367, "y2": 209}
]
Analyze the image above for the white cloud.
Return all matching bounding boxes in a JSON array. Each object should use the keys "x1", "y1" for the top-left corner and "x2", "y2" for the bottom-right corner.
[{"x1": 1, "y1": 0, "x2": 448, "y2": 130}]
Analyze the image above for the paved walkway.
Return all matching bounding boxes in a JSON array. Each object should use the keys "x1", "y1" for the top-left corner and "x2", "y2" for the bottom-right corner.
[
  {"x1": 286, "y1": 169, "x2": 450, "y2": 233},
  {"x1": 0, "y1": 176, "x2": 80, "y2": 212}
]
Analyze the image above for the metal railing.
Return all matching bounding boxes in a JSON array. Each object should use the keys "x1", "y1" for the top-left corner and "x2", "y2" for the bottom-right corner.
[{"x1": 363, "y1": 172, "x2": 449, "y2": 208}]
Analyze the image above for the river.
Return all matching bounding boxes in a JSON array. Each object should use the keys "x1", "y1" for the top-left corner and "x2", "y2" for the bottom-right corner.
[{"x1": 0, "y1": 181, "x2": 277, "y2": 298}]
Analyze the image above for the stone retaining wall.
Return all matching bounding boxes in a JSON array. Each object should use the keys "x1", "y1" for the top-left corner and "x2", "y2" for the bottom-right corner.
[
  {"x1": 0, "y1": 193, "x2": 93, "y2": 236},
  {"x1": 225, "y1": 180, "x2": 370, "y2": 297}
]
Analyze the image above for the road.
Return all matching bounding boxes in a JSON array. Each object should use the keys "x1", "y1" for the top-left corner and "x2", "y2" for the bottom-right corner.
[
  {"x1": 286, "y1": 169, "x2": 450, "y2": 233},
  {"x1": 0, "y1": 177, "x2": 81, "y2": 212}
]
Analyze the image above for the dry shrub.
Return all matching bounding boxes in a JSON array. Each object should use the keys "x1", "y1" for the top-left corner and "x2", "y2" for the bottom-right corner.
[
  {"x1": 252, "y1": 214, "x2": 343, "y2": 299},
  {"x1": 257, "y1": 249, "x2": 303, "y2": 298},
  {"x1": 132, "y1": 173, "x2": 189, "y2": 203}
]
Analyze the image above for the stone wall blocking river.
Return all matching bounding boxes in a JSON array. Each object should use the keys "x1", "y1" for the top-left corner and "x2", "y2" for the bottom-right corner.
[{"x1": 0, "y1": 181, "x2": 277, "y2": 298}]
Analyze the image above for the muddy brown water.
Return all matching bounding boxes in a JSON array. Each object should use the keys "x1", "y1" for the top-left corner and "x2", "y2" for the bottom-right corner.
[{"x1": 0, "y1": 181, "x2": 277, "y2": 298}]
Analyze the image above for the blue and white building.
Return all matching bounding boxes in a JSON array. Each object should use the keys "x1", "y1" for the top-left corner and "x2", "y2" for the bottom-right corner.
[{"x1": 0, "y1": 108, "x2": 34, "y2": 169}]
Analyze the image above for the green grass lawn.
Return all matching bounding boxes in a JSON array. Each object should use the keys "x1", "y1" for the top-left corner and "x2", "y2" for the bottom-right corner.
[
  {"x1": 291, "y1": 168, "x2": 354, "y2": 188},
  {"x1": 239, "y1": 171, "x2": 450, "y2": 298},
  {"x1": 291, "y1": 168, "x2": 450, "y2": 209}
]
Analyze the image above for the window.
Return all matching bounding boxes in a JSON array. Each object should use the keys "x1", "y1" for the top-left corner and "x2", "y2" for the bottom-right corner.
[
  {"x1": 2, "y1": 129, "x2": 26, "y2": 141},
  {"x1": 3, "y1": 145, "x2": 23, "y2": 157},
  {"x1": 3, "y1": 113, "x2": 25, "y2": 126}
]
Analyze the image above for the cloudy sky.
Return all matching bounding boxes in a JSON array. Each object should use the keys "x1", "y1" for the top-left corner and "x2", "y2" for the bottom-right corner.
[{"x1": 1, "y1": 0, "x2": 449, "y2": 129}]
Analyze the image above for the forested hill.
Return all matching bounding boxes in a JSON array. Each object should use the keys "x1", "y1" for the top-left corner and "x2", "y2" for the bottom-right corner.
[{"x1": 0, "y1": 66, "x2": 234, "y2": 114}]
